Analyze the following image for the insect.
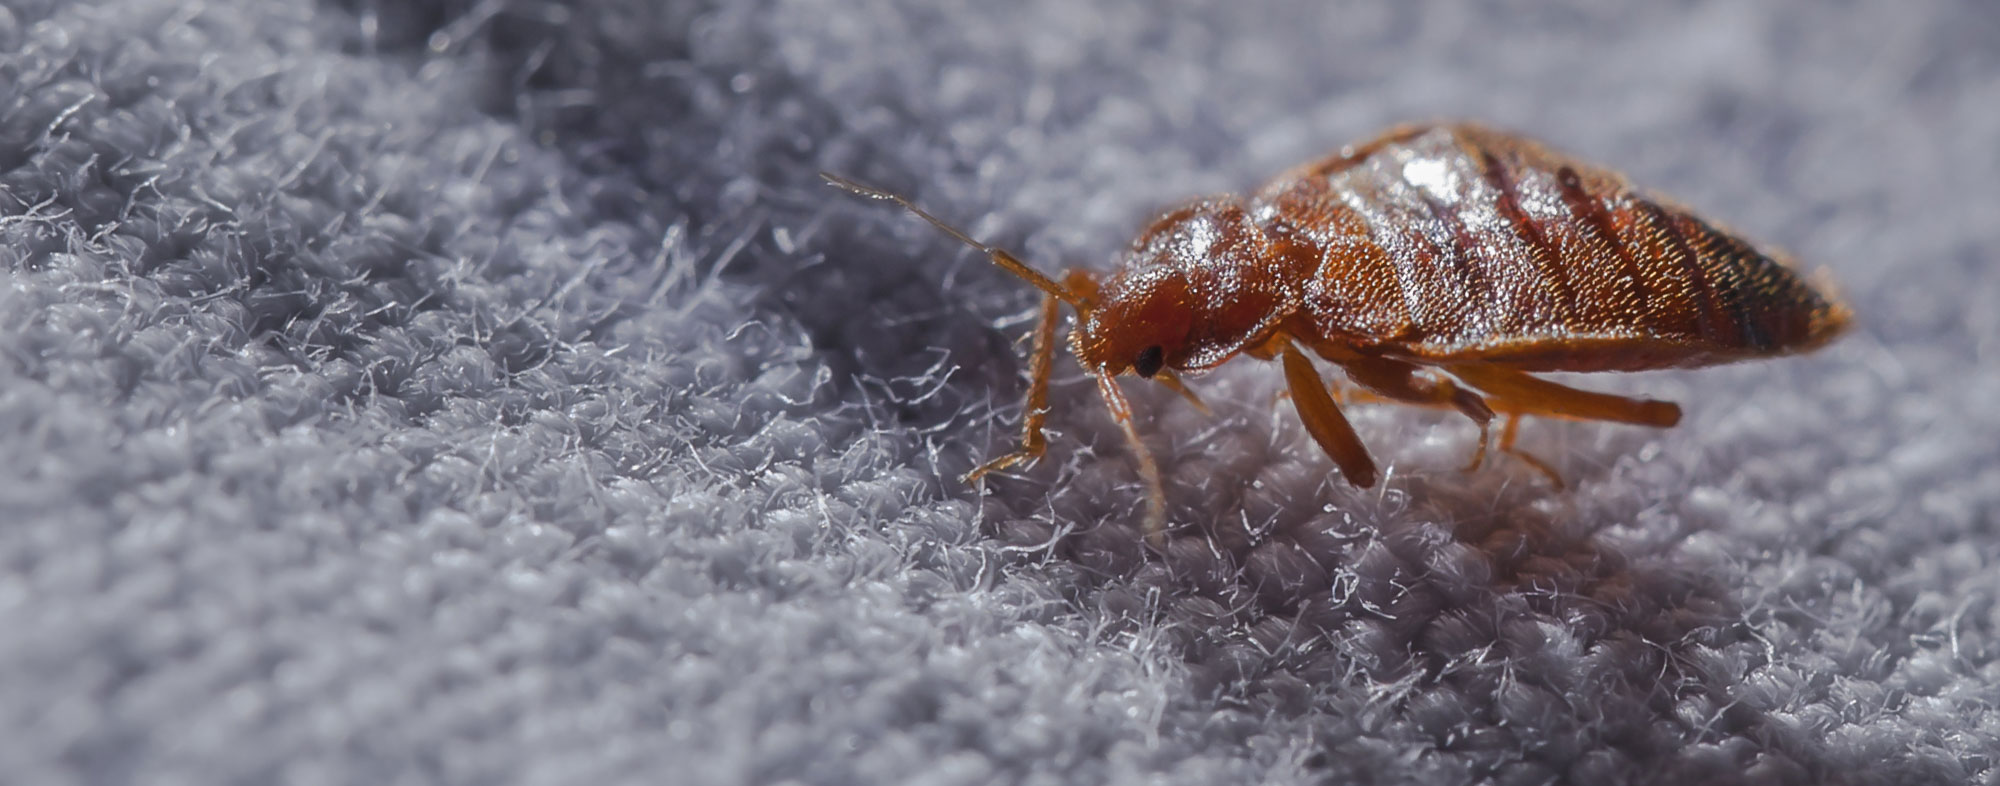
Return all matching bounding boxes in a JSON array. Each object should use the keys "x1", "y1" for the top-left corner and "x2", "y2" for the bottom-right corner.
[{"x1": 825, "y1": 123, "x2": 1850, "y2": 541}]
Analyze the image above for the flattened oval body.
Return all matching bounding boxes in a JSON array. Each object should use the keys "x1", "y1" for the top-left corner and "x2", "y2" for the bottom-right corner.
[
  {"x1": 1249, "y1": 124, "x2": 1850, "y2": 371},
  {"x1": 823, "y1": 121, "x2": 1855, "y2": 539}
]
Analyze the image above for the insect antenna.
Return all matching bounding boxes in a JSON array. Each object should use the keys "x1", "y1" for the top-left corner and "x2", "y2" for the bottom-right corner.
[
  {"x1": 820, "y1": 172, "x2": 1090, "y2": 312},
  {"x1": 825, "y1": 170, "x2": 1180, "y2": 543}
]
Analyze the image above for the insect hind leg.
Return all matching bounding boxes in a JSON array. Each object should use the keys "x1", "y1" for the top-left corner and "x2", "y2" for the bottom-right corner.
[
  {"x1": 1496, "y1": 414, "x2": 1564, "y2": 488},
  {"x1": 1445, "y1": 363, "x2": 1683, "y2": 487},
  {"x1": 1443, "y1": 364, "x2": 1681, "y2": 427}
]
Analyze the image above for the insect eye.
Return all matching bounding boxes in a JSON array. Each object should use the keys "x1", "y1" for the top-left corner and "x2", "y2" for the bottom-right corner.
[{"x1": 1132, "y1": 345, "x2": 1166, "y2": 378}]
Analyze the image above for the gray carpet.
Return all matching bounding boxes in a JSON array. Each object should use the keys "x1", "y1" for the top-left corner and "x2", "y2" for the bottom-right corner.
[{"x1": 3, "y1": 0, "x2": 1997, "y2": 783}]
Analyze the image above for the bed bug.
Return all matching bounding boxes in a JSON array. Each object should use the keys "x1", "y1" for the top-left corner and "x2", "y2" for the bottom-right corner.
[{"x1": 823, "y1": 123, "x2": 1851, "y2": 541}]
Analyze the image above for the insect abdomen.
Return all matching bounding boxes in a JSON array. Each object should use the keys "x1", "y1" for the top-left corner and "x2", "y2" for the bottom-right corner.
[{"x1": 1259, "y1": 124, "x2": 1849, "y2": 371}]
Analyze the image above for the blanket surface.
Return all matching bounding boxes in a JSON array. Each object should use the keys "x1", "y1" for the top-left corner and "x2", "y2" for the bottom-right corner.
[{"x1": 3, "y1": 1, "x2": 1997, "y2": 784}]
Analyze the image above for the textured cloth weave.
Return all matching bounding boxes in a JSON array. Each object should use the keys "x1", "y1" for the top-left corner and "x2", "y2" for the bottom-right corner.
[{"x1": 2, "y1": 1, "x2": 1997, "y2": 784}]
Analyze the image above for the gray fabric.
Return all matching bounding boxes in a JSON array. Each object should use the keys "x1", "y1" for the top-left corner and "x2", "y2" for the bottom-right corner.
[{"x1": 3, "y1": 0, "x2": 1996, "y2": 784}]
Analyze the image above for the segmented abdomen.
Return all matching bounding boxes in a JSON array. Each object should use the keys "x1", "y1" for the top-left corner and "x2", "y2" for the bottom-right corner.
[{"x1": 1254, "y1": 124, "x2": 1849, "y2": 371}]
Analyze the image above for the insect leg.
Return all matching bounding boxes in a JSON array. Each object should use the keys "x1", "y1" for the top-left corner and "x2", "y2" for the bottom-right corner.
[
  {"x1": 1442, "y1": 364, "x2": 1681, "y2": 427},
  {"x1": 1280, "y1": 343, "x2": 1379, "y2": 488},
  {"x1": 1329, "y1": 355, "x2": 1496, "y2": 473},
  {"x1": 1334, "y1": 356, "x2": 1494, "y2": 420},
  {"x1": 1444, "y1": 364, "x2": 1682, "y2": 488},
  {"x1": 964, "y1": 290, "x2": 1064, "y2": 483},
  {"x1": 1094, "y1": 373, "x2": 1169, "y2": 544},
  {"x1": 1463, "y1": 420, "x2": 1493, "y2": 474},
  {"x1": 1497, "y1": 414, "x2": 1564, "y2": 489}
]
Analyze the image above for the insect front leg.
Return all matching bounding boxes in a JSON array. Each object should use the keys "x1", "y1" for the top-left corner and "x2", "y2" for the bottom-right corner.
[
  {"x1": 964, "y1": 291, "x2": 1064, "y2": 484},
  {"x1": 1093, "y1": 373, "x2": 1169, "y2": 545}
]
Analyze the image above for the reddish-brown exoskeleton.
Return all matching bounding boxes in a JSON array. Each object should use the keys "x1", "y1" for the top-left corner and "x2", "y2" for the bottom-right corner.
[{"x1": 825, "y1": 124, "x2": 1850, "y2": 541}]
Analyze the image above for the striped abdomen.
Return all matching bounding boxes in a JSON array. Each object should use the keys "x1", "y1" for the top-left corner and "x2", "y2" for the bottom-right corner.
[{"x1": 1254, "y1": 124, "x2": 1850, "y2": 371}]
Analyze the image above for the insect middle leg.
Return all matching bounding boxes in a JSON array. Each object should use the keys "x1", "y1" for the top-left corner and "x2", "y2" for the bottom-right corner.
[
  {"x1": 1331, "y1": 354, "x2": 1499, "y2": 472},
  {"x1": 1279, "y1": 343, "x2": 1378, "y2": 488},
  {"x1": 964, "y1": 289, "x2": 1064, "y2": 483}
]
